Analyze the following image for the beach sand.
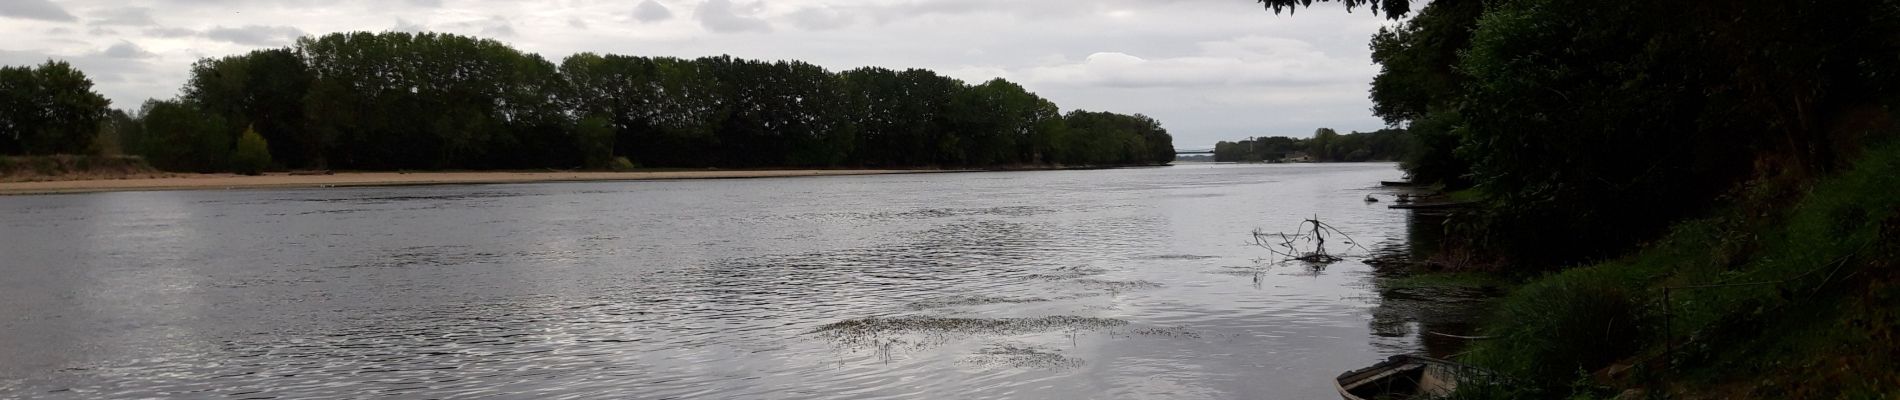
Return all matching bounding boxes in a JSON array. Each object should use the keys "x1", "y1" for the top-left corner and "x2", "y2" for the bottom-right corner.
[{"x1": 0, "y1": 169, "x2": 954, "y2": 195}]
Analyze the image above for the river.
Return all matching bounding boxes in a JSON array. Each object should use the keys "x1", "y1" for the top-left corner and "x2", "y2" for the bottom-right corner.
[{"x1": 0, "y1": 163, "x2": 1448, "y2": 399}]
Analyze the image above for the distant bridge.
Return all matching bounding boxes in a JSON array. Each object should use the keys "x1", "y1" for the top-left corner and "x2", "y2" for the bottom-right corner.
[{"x1": 1174, "y1": 148, "x2": 1215, "y2": 154}]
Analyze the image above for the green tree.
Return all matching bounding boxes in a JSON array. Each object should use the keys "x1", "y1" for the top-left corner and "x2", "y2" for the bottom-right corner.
[
  {"x1": 230, "y1": 125, "x2": 272, "y2": 175},
  {"x1": 139, "y1": 99, "x2": 230, "y2": 172},
  {"x1": 0, "y1": 61, "x2": 111, "y2": 155},
  {"x1": 299, "y1": 32, "x2": 568, "y2": 170},
  {"x1": 184, "y1": 49, "x2": 316, "y2": 168},
  {"x1": 575, "y1": 115, "x2": 616, "y2": 169}
]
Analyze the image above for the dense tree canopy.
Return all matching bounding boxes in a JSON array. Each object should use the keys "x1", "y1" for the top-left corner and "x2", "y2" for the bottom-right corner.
[
  {"x1": 0, "y1": 61, "x2": 111, "y2": 155},
  {"x1": 1284, "y1": 0, "x2": 1900, "y2": 265},
  {"x1": 185, "y1": 48, "x2": 315, "y2": 168},
  {"x1": 7, "y1": 31, "x2": 1172, "y2": 172},
  {"x1": 1213, "y1": 128, "x2": 1406, "y2": 162}
]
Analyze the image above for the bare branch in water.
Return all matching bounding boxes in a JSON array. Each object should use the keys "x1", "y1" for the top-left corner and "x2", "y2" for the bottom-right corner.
[{"x1": 1250, "y1": 216, "x2": 1365, "y2": 265}]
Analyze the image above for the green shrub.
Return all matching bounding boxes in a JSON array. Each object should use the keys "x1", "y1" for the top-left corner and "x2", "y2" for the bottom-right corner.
[
  {"x1": 609, "y1": 156, "x2": 636, "y2": 171},
  {"x1": 230, "y1": 126, "x2": 272, "y2": 175}
]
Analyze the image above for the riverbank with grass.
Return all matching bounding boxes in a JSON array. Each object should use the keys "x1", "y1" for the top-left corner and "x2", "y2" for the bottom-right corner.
[
  {"x1": 1419, "y1": 141, "x2": 1900, "y2": 398},
  {"x1": 1, "y1": 155, "x2": 171, "y2": 183}
]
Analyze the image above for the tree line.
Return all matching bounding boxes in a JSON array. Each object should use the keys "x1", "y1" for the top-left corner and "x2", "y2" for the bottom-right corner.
[
  {"x1": 1, "y1": 31, "x2": 1174, "y2": 172},
  {"x1": 1211, "y1": 128, "x2": 1406, "y2": 162},
  {"x1": 1262, "y1": 0, "x2": 1900, "y2": 265}
]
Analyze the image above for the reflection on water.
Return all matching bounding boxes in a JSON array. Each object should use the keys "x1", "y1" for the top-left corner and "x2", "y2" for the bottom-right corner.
[
  {"x1": 0, "y1": 163, "x2": 1466, "y2": 399},
  {"x1": 1362, "y1": 211, "x2": 1502, "y2": 359}
]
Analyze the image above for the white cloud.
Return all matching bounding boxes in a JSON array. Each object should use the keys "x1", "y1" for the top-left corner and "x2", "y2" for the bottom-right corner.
[
  {"x1": 205, "y1": 25, "x2": 306, "y2": 46},
  {"x1": 1020, "y1": 36, "x2": 1375, "y2": 88}
]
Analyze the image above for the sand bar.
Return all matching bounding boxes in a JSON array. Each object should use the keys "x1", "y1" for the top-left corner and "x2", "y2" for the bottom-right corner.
[{"x1": 0, "y1": 169, "x2": 962, "y2": 195}]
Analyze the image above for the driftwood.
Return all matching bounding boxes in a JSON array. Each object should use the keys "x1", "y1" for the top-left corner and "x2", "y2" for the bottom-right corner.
[{"x1": 1252, "y1": 217, "x2": 1368, "y2": 264}]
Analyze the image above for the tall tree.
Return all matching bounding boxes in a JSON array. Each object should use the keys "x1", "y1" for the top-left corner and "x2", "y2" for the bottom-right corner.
[
  {"x1": 0, "y1": 61, "x2": 111, "y2": 155},
  {"x1": 184, "y1": 49, "x2": 316, "y2": 168}
]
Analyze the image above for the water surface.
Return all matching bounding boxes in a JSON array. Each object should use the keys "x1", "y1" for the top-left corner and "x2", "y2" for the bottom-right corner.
[{"x1": 0, "y1": 163, "x2": 1436, "y2": 399}]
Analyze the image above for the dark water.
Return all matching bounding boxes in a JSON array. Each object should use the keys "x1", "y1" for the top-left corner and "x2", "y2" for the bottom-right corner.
[{"x1": 0, "y1": 163, "x2": 1447, "y2": 399}]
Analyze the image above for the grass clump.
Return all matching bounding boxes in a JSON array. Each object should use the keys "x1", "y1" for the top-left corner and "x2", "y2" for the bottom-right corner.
[{"x1": 1461, "y1": 266, "x2": 1651, "y2": 395}]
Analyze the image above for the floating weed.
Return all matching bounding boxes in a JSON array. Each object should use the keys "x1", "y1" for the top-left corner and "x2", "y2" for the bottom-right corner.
[
  {"x1": 906, "y1": 295, "x2": 1051, "y2": 310},
  {"x1": 1206, "y1": 266, "x2": 1270, "y2": 277},
  {"x1": 1129, "y1": 326, "x2": 1203, "y2": 339},
  {"x1": 1137, "y1": 254, "x2": 1222, "y2": 260},
  {"x1": 1023, "y1": 266, "x2": 1108, "y2": 281},
  {"x1": 1070, "y1": 278, "x2": 1164, "y2": 292},
  {"x1": 812, "y1": 316, "x2": 1128, "y2": 348},
  {"x1": 959, "y1": 343, "x2": 1085, "y2": 369}
]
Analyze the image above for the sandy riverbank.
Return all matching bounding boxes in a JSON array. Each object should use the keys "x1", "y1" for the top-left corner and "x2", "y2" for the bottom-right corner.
[{"x1": 0, "y1": 169, "x2": 959, "y2": 195}]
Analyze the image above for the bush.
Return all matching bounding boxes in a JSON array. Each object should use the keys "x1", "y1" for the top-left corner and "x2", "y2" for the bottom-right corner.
[
  {"x1": 609, "y1": 156, "x2": 636, "y2": 171},
  {"x1": 230, "y1": 126, "x2": 272, "y2": 175}
]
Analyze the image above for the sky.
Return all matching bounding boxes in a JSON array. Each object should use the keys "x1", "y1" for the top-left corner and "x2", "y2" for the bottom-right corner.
[{"x1": 0, "y1": 0, "x2": 1397, "y2": 149}]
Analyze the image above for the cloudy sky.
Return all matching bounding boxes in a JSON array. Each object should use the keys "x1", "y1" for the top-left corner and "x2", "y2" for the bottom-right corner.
[{"x1": 0, "y1": 0, "x2": 1396, "y2": 148}]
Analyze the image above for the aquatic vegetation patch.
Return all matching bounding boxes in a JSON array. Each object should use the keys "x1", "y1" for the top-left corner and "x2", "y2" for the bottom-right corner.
[
  {"x1": 906, "y1": 295, "x2": 1051, "y2": 310},
  {"x1": 1137, "y1": 254, "x2": 1221, "y2": 260},
  {"x1": 1022, "y1": 266, "x2": 1108, "y2": 281},
  {"x1": 1069, "y1": 278, "x2": 1164, "y2": 292},
  {"x1": 1206, "y1": 266, "x2": 1270, "y2": 277},
  {"x1": 1128, "y1": 326, "x2": 1203, "y2": 339},
  {"x1": 812, "y1": 316, "x2": 1128, "y2": 345},
  {"x1": 859, "y1": 206, "x2": 1058, "y2": 220},
  {"x1": 959, "y1": 343, "x2": 1085, "y2": 369}
]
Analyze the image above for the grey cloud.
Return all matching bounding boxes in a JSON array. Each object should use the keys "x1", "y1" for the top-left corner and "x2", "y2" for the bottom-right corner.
[
  {"x1": 0, "y1": 48, "x2": 151, "y2": 89},
  {"x1": 206, "y1": 25, "x2": 306, "y2": 46},
  {"x1": 695, "y1": 0, "x2": 769, "y2": 33},
  {"x1": 145, "y1": 27, "x2": 199, "y2": 37},
  {"x1": 482, "y1": 20, "x2": 516, "y2": 37},
  {"x1": 407, "y1": 0, "x2": 443, "y2": 7},
  {"x1": 90, "y1": 7, "x2": 157, "y2": 26},
  {"x1": 392, "y1": 18, "x2": 427, "y2": 33},
  {"x1": 0, "y1": 0, "x2": 77, "y2": 22},
  {"x1": 87, "y1": 27, "x2": 118, "y2": 36},
  {"x1": 789, "y1": 7, "x2": 851, "y2": 31},
  {"x1": 103, "y1": 41, "x2": 155, "y2": 59},
  {"x1": 568, "y1": 18, "x2": 588, "y2": 29},
  {"x1": 633, "y1": 0, "x2": 672, "y2": 23}
]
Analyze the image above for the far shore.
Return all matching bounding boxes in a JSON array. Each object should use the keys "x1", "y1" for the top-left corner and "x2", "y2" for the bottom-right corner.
[{"x1": 0, "y1": 169, "x2": 971, "y2": 196}]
